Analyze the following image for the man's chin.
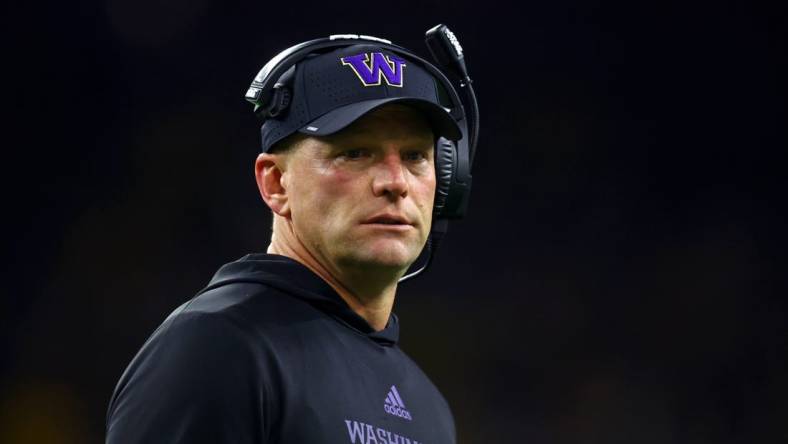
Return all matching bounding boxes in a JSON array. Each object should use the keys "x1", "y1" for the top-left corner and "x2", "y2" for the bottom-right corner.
[{"x1": 340, "y1": 247, "x2": 420, "y2": 274}]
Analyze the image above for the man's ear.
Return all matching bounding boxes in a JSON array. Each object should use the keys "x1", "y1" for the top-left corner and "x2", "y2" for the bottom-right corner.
[{"x1": 255, "y1": 153, "x2": 291, "y2": 218}]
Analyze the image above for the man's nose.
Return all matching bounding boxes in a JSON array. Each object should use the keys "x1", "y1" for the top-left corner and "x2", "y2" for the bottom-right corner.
[{"x1": 371, "y1": 153, "x2": 409, "y2": 199}]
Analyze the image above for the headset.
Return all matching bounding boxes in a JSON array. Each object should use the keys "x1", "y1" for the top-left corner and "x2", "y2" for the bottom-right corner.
[{"x1": 245, "y1": 24, "x2": 479, "y2": 282}]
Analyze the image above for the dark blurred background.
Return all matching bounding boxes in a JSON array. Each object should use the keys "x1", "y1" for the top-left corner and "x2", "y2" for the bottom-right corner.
[{"x1": 3, "y1": 0, "x2": 786, "y2": 442}]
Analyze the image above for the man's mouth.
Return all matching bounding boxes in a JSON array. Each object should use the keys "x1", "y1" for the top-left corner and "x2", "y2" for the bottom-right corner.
[{"x1": 363, "y1": 214, "x2": 413, "y2": 226}]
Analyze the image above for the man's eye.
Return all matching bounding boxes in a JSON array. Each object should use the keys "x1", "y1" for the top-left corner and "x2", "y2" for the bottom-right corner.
[
  {"x1": 404, "y1": 151, "x2": 427, "y2": 161},
  {"x1": 341, "y1": 149, "x2": 367, "y2": 159}
]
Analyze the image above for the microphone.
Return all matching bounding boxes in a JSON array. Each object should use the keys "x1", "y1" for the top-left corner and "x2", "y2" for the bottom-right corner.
[{"x1": 425, "y1": 24, "x2": 470, "y2": 82}]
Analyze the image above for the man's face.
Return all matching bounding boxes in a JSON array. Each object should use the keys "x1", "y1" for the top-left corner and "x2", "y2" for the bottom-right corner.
[{"x1": 282, "y1": 104, "x2": 436, "y2": 275}]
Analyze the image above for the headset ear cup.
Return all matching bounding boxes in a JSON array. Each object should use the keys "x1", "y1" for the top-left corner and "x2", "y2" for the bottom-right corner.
[
  {"x1": 433, "y1": 137, "x2": 456, "y2": 216},
  {"x1": 267, "y1": 86, "x2": 291, "y2": 118}
]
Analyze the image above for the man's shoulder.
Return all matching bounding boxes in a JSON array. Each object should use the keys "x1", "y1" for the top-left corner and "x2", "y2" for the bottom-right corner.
[
  {"x1": 181, "y1": 280, "x2": 277, "y2": 320},
  {"x1": 106, "y1": 285, "x2": 277, "y2": 443},
  {"x1": 108, "y1": 281, "x2": 296, "y2": 414},
  {"x1": 165, "y1": 278, "x2": 317, "y2": 339},
  {"x1": 174, "y1": 253, "x2": 334, "y2": 324},
  {"x1": 128, "y1": 283, "x2": 276, "y2": 366}
]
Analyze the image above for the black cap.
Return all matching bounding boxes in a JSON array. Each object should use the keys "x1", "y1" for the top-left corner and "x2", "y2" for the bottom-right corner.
[{"x1": 260, "y1": 44, "x2": 462, "y2": 153}]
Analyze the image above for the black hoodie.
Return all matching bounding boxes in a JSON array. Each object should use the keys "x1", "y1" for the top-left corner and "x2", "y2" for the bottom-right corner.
[{"x1": 106, "y1": 253, "x2": 456, "y2": 444}]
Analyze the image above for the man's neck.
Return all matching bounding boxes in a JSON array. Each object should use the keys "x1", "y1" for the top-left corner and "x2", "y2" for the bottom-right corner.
[{"x1": 267, "y1": 226, "x2": 400, "y2": 332}]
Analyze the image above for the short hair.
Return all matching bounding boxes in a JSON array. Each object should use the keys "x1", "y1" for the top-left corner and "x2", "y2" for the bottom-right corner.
[{"x1": 268, "y1": 131, "x2": 309, "y2": 155}]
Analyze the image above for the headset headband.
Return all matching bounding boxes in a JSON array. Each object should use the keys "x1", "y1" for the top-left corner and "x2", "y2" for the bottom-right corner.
[{"x1": 246, "y1": 35, "x2": 466, "y2": 126}]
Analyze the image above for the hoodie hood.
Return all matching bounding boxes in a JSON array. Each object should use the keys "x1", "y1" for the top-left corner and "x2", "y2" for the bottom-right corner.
[{"x1": 198, "y1": 253, "x2": 399, "y2": 346}]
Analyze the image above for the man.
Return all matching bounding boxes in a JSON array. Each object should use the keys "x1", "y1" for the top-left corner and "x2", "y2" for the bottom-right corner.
[{"x1": 107, "y1": 37, "x2": 466, "y2": 444}]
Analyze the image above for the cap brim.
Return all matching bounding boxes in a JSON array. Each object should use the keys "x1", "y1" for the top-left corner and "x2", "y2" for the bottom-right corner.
[{"x1": 298, "y1": 97, "x2": 462, "y2": 141}]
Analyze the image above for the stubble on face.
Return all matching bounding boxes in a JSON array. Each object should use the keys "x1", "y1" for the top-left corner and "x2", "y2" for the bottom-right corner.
[{"x1": 282, "y1": 105, "x2": 437, "y2": 279}]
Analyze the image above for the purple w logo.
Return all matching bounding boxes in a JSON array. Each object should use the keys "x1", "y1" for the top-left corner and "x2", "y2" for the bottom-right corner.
[{"x1": 340, "y1": 52, "x2": 407, "y2": 87}]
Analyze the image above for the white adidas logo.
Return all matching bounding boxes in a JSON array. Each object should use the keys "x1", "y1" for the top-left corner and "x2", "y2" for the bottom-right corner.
[{"x1": 383, "y1": 385, "x2": 412, "y2": 420}]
